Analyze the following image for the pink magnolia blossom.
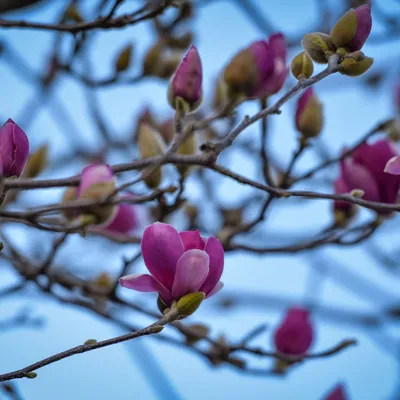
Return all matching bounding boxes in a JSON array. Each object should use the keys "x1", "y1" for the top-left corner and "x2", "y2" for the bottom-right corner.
[
  {"x1": 99, "y1": 201, "x2": 138, "y2": 234},
  {"x1": 120, "y1": 223, "x2": 224, "y2": 306},
  {"x1": 323, "y1": 384, "x2": 348, "y2": 400},
  {"x1": 254, "y1": 33, "x2": 288, "y2": 97},
  {"x1": 274, "y1": 307, "x2": 313, "y2": 355},
  {"x1": 168, "y1": 45, "x2": 203, "y2": 111},
  {"x1": 0, "y1": 118, "x2": 29, "y2": 177},
  {"x1": 340, "y1": 140, "x2": 400, "y2": 204},
  {"x1": 348, "y1": 4, "x2": 372, "y2": 52},
  {"x1": 78, "y1": 164, "x2": 115, "y2": 197}
]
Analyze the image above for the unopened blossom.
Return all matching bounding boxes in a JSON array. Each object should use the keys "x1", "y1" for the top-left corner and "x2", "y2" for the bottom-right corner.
[
  {"x1": 168, "y1": 45, "x2": 203, "y2": 113},
  {"x1": 78, "y1": 164, "x2": 117, "y2": 225},
  {"x1": 323, "y1": 384, "x2": 348, "y2": 400},
  {"x1": 330, "y1": 4, "x2": 372, "y2": 51},
  {"x1": 291, "y1": 51, "x2": 314, "y2": 79},
  {"x1": 120, "y1": 223, "x2": 224, "y2": 307},
  {"x1": 302, "y1": 32, "x2": 335, "y2": 64},
  {"x1": 341, "y1": 140, "x2": 400, "y2": 204},
  {"x1": 295, "y1": 88, "x2": 323, "y2": 138},
  {"x1": 99, "y1": 199, "x2": 138, "y2": 234},
  {"x1": 0, "y1": 118, "x2": 29, "y2": 177},
  {"x1": 223, "y1": 33, "x2": 287, "y2": 100},
  {"x1": 274, "y1": 307, "x2": 313, "y2": 356}
]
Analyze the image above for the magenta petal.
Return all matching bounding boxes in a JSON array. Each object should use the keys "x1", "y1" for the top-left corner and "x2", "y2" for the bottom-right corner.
[
  {"x1": 324, "y1": 384, "x2": 348, "y2": 400},
  {"x1": 249, "y1": 40, "x2": 274, "y2": 85},
  {"x1": 295, "y1": 88, "x2": 314, "y2": 130},
  {"x1": 269, "y1": 33, "x2": 287, "y2": 62},
  {"x1": 119, "y1": 273, "x2": 171, "y2": 301},
  {"x1": 141, "y1": 222, "x2": 184, "y2": 289},
  {"x1": 171, "y1": 45, "x2": 203, "y2": 104},
  {"x1": 385, "y1": 156, "x2": 400, "y2": 175},
  {"x1": 0, "y1": 119, "x2": 29, "y2": 177},
  {"x1": 274, "y1": 307, "x2": 313, "y2": 355},
  {"x1": 340, "y1": 158, "x2": 380, "y2": 202},
  {"x1": 334, "y1": 177, "x2": 352, "y2": 212},
  {"x1": 172, "y1": 249, "x2": 209, "y2": 299},
  {"x1": 349, "y1": 4, "x2": 372, "y2": 51},
  {"x1": 79, "y1": 164, "x2": 114, "y2": 196},
  {"x1": 353, "y1": 140, "x2": 400, "y2": 203},
  {"x1": 179, "y1": 230, "x2": 206, "y2": 251},
  {"x1": 102, "y1": 203, "x2": 137, "y2": 234},
  {"x1": 200, "y1": 236, "x2": 224, "y2": 295},
  {"x1": 205, "y1": 281, "x2": 224, "y2": 298}
]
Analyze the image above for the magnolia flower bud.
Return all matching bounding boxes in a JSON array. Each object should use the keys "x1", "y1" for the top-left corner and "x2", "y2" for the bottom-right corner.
[
  {"x1": 61, "y1": 186, "x2": 78, "y2": 222},
  {"x1": 177, "y1": 133, "x2": 197, "y2": 178},
  {"x1": 291, "y1": 51, "x2": 314, "y2": 79},
  {"x1": 0, "y1": 118, "x2": 29, "y2": 178},
  {"x1": 23, "y1": 144, "x2": 48, "y2": 178},
  {"x1": 114, "y1": 43, "x2": 133, "y2": 73},
  {"x1": 166, "y1": 32, "x2": 194, "y2": 50},
  {"x1": 223, "y1": 33, "x2": 287, "y2": 99},
  {"x1": 168, "y1": 45, "x2": 203, "y2": 114},
  {"x1": 302, "y1": 32, "x2": 335, "y2": 64},
  {"x1": 212, "y1": 76, "x2": 228, "y2": 111},
  {"x1": 133, "y1": 107, "x2": 158, "y2": 143},
  {"x1": 295, "y1": 88, "x2": 323, "y2": 138},
  {"x1": 156, "y1": 53, "x2": 182, "y2": 79},
  {"x1": 339, "y1": 56, "x2": 373, "y2": 76},
  {"x1": 224, "y1": 46, "x2": 261, "y2": 100},
  {"x1": 159, "y1": 118, "x2": 174, "y2": 144},
  {"x1": 142, "y1": 41, "x2": 163, "y2": 76},
  {"x1": 323, "y1": 384, "x2": 348, "y2": 400},
  {"x1": 78, "y1": 164, "x2": 117, "y2": 226},
  {"x1": 273, "y1": 307, "x2": 313, "y2": 372},
  {"x1": 137, "y1": 123, "x2": 166, "y2": 189},
  {"x1": 330, "y1": 4, "x2": 372, "y2": 51}
]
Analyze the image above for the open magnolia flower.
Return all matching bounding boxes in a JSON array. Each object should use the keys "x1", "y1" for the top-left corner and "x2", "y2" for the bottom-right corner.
[{"x1": 120, "y1": 222, "x2": 224, "y2": 307}]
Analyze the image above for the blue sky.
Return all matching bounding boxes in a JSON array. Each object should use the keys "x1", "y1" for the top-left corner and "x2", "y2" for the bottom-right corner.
[{"x1": 1, "y1": 0, "x2": 400, "y2": 399}]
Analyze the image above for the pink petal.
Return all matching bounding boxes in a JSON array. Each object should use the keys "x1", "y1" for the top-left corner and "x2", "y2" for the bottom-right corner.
[
  {"x1": 0, "y1": 119, "x2": 29, "y2": 177},
  {"x1": 353, "y1": 140, "x2": 400, "y2": 203},
  {"x1": 205, "y1": 281, "x2": 224, "y2": 298},
  {"x1": 349, "y1": 4, "x2": 372, "y2": 51},
  {"x1": 333, "y1": 177, "x2": 352, "y2": 212},
  {"x1": 340, "y1": 158, "x2": 380, "y2": 202},
  {"x1": 119, "y1": 273, "x2": 171, "y2": 302},
  {"x1": 200, "y1": 236, "x2": 224, "y2": 295},
  {"x1": 324, "y1": 384, "x2": 348, "y2": 400},
  {"x1": 171, "y1": 45, "x2": 203, "y2": 104},
  {"x1": 141, "y1": 222, "x2": 184, "y2": 289},
  {"x1": 172, "y1": 249, "x2": 209, "y2": 299},
  {"x1": 385, "y1": 155, "x2": 400, "y2": 175},
  {"x1": 102, "y1": 202, "x2": 137, "y2": 234},
  {"x1": 295, "y1": 88, "x2": 314, "y2": 130},
  {"x1": 179, "y1": 230, "x2": 206, "y2": 251},
  {"x1": 269, "y1": 33, "x2": 287, "y2": 62},
  {"x1": 79, "y1": 164, "x2": 114, "y2": 196},
  {"x1": 249, "y1": 40, "x2": 274, "y2": 85},
  {"x1": 274, "y1": 306, "x2": 313, "y2": 355}
]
